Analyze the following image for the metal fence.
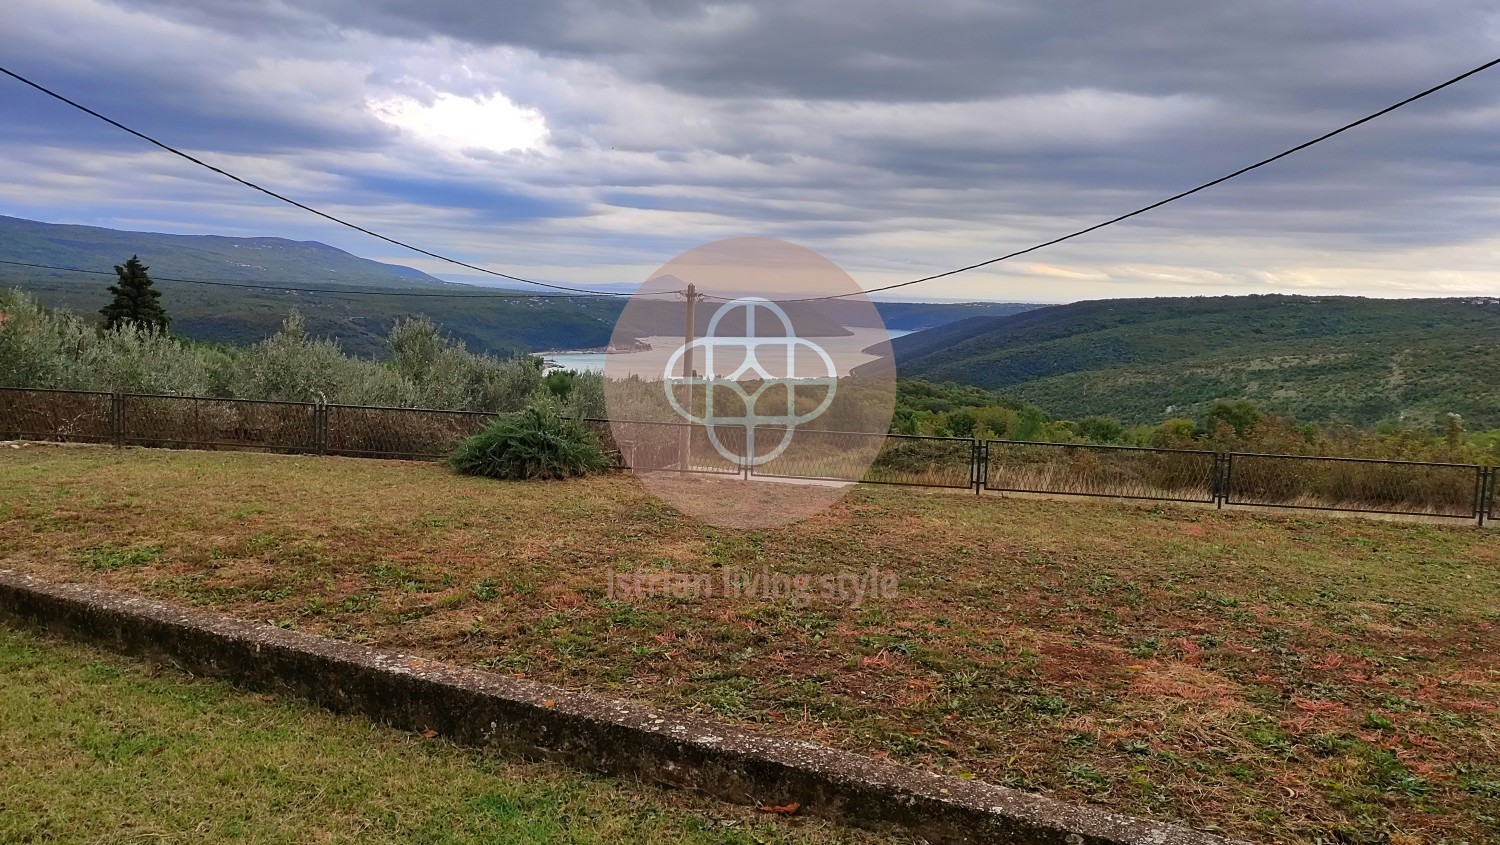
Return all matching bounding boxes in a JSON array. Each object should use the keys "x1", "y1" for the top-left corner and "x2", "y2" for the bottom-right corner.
[
  {"x1": 0, "y1": 387, "x2": 114, "y2": 444},
  {"x1": 750, "y1": 429, "x2": 975, "y2": 489},
  {"x1": 325, "y1": 404, "x2": 496, "y2": 460},
  {"x1": 1223, "y1": 452, "x2": 1484, "y2": 520},
  {"x1": 589, "y1": 419, "x2": 743, "y2": 476},
  {"x1": 1, "y1": 386, "x2": 1494, "y2": 525},
  {"x1": 983, "y1": 440, "x2": 1218, "y2": 503},
  {"x1": 121, "y1": 394, "x2": 320, "y2": 453}
]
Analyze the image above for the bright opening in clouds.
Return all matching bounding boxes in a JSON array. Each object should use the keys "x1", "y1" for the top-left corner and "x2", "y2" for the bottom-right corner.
[
  {"x1": 368, "y1": 92, "x2": 548, "y2": 155},
  {"x1": 2, "y1": 0, "x2": 1499, "y2": 301}
]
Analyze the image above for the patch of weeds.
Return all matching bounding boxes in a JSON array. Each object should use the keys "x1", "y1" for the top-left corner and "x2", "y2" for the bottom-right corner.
[
  {"x1": 1362, "y1": 747, "x2": 1432, "y2": 797},
  {"x1": 1361, "y1": 712, "x2": 1395, "y2": 731},
  {"x1": 475, "y1": 653, "x2": 533, "y2": 673},
  {"x1": 548, "y1": 631, "x2": 590, "y2": 657},
  {"x1": 1456, "y1": 765, "x2": 1500, "y2": 799},
  {"x1": 368, "y1": 563, "x2": 436, "y2": 592},
  {"x1": 1065, "y1": 763, "x2": 1110, "y2": 792},
  {"x1": 946, "y1": 669, "x2": 985, "y2": 693},
  {"x1": 257, "y1": 585, "x2": 296, "y2": 602},
  {"x1": 395, "y1": 607, "x2": 436, "y2": 624},
  {"x1": 1309, "y1": 732, "x2": 1352, "y2": 757},
  {"x1": 1130, "y1": 638, "x2": 1161, "y2": 658},
  {"x1": 1244, "y1": 721, "x2": 1293, "y2": 754},
  {"x1": 793, "y1": 611, "x2": 835, "y2": 638},
  {"x1": 701, "y1": 676, "x2": 754, "y2": 718},
  {"x1": 857, "y1": 633, "x2": 916, "y2": 657},
  {"x1": 1379, "y1": 695, "x2": 1420, "y2": 713},
  {"x1": 78, "y1": 544, "x2": 163, "y2": 571},
  {"x1": 1063, "y1": 731, "x2": 1098, "y2": 749},
  {"x1": 1025, "y1": 694, "x2": 1068, "y2": 717},
  {"x1": 338, "y1": 592, "x2": 376, "y2": 614},
  {"x1": 1086, "y1": 573, "x2": 1116, "y2": 597},
  {"x1": 470, "y1": 579, "x2": 500, "y2": 602}
]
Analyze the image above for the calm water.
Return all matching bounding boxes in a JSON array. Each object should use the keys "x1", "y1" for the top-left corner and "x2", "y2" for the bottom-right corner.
[{"x1": 541, "y1": 328, "x2": 915, "y2": 373}]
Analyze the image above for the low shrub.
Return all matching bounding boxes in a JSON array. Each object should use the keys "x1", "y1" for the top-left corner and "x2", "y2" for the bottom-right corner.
[{"x1": 447, "y1": 402, "x2": 607, "y2": 480}]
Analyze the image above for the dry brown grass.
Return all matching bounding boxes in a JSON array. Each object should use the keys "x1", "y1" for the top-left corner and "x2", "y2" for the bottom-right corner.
[{"x1": 2, "y1": 442, "x2": 1498, "y2": 843}]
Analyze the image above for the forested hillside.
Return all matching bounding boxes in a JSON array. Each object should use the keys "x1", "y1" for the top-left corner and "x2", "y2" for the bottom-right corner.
[{"x1": 884, "y1": 294, "x2": 1500, "y2": 428}]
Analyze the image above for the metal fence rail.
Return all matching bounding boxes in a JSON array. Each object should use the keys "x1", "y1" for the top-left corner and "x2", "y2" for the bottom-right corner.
[
  {"x1": 2, "y1": 386, "x2": 1496, "y2": 525},
  {"x1": 1223, "y1": 452, "x2": 1483, "y2": 519},
  {"x1": 749, "y1": 429, "x2": 974, "y2": 488},
  {"x1": 122, "y1": 393, "x2": 320, "y2": 453},
  {"x1": 984, "y1": 440, "x2": 1218, "y2": 504},
  {"x1": 326, "y1": 404, "x2": 496, "y2": 460},
  {"x1": 588, "y1": 419, "x2": 744, "y2": 475},
  {"x1": 0, "y1": 387, "x2": 114, "y2": 444}
]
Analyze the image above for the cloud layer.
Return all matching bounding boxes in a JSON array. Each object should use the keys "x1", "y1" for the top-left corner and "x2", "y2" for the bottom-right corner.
[{"x1": 3, "y1": 0, "x2": 1499, "y2": 301}]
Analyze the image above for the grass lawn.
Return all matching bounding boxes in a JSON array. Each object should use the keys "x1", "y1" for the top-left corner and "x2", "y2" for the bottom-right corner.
[
  {"x1": 0, "y1": 624, "x2": 886, "y2": 844},
  {"x1": 2, "y1": 443, "x2": 1498, "y2": 843}
]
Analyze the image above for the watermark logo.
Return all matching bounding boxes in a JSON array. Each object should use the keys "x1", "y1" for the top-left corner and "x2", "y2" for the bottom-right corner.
[
  {"x1": 607, "y1": 565, "x2": 898, "y2": 608},
  {"x1": 662, "y1": 297, "x2": 838, "y2": 466},
  {"x1": 602, "y1": 237, "x2": 897, "y2": 529}
]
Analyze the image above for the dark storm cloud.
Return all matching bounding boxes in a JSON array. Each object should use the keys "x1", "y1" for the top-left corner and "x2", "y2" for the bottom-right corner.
[
  {"x1": 4, "y1": 0, "x2": 1500, "y2": 298},
  {"x1": 131, "y1": 0, "x2": 1499, "y2": 105}
]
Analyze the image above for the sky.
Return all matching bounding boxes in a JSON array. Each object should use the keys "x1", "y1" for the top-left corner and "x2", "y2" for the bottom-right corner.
[{"x1": 2, "y1": 0, "x2": 1499, "y2": 303}]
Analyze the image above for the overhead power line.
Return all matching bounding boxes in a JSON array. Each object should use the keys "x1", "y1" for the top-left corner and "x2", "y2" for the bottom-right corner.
[
  {"x1": 0, "y1": 65, "x2": 664, "y2": 299},
  {"x1": 0, "y1": 258, "x2": 628, "y2": 299},
  {"x1": 6, "y1": 55, "x2": 1500, "y2": 305},
  {"x1": 745, "y1": 54, "x2": 1500, "y2": 303}
]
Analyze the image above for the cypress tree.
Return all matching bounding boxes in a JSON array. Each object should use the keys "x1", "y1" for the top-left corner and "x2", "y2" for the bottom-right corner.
[{"x1": 100, "y1": 255, "x2": 170, "y2": 332}]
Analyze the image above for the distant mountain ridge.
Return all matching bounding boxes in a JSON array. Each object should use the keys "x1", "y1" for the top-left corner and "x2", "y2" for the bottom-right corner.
[
  {"x1": 0, "y1": 215, "x2": 450, "y2": 289},
  {"x1": 0, "y1": 214, "x2": 1037, "y2": 359},
  {"x1": 882, "y1": 294, "x2": 1500, "y2": 428}
]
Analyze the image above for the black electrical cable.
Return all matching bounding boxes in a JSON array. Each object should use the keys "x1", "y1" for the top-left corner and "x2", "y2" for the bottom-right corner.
[
  {"x1": 0, "y1": 66, "x2": 673, "y2": 298},
  {"x1": 0, "y1": 259, "x2": 628, "y2": 299},
  {"x1": 733, "y1": 54, "x2": 1500, "y2": 303}
]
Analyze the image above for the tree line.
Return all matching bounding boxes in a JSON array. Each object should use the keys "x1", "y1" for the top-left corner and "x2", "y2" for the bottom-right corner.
[{"x1": 894, "y1": 380, "x2": 1500, "y2": 465}]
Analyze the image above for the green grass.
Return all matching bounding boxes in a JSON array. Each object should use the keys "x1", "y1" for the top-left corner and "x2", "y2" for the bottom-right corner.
[
  {"x1": 2, "y1": 444, "x2": 1498, "y2": 842},
  {"x1": 0, "y1": 625, "x2": 882, "y2": 845}
]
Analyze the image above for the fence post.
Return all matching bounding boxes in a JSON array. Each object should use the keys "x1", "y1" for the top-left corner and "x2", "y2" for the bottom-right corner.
[
  {"x1": 1479, "y1": 466, "x2": 1491, "y2": 528},
  {"x1": 313, "y1": 402, "x2": 329, "y2": 456},
  {"x1": 1216, "y1": 453, "x2": 1232, "y2": 510},
  {"x1": 110, "y1": 391, "x2": 124, "y2": 448}
]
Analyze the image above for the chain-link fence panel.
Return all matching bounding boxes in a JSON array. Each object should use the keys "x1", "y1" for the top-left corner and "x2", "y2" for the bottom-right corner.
[
  {"x1": 1225, "y1": 453, "x2": 1482, "y2": 519},
  {"x1": 984, "y1": 441, "x2": 1217, "y2": 503},
  {"x1": 0, "y1": 387, "x2": 114, "y2": 443},
  {"x1": 122, "y1": 394, "x2": 319, "y2": 453},
  {"x1": 325, "y1": 405, "x2": 497, "y2": 460}
]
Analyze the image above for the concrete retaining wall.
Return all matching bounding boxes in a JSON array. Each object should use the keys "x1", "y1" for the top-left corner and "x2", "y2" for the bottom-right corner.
[{"x1": 0, "y1": 569, "x2": 1238, "y2": 845}]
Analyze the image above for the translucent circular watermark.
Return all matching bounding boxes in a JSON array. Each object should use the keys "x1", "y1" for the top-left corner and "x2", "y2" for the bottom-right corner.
[{"x1": 602, "y1": 238, "x2": 896, "y2": 529}]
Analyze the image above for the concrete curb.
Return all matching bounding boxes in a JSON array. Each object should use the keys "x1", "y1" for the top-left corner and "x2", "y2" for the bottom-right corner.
[{"x1": 0, "y1": 570, "x2": 1240, "y2": 845}]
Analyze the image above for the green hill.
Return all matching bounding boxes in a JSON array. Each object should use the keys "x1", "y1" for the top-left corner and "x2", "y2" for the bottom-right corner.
[
  {"x1": 0, "y1": 216, "x2": 1036, "y2": 359},
  {"x1": 0, "y1": 214, "x2": 618, "y2": 358},
  {"x1": 883, "y1": 294, "x2": 1500, "y2": 428},
  {"x1": 0, "y1": 214, "x2": 454, "y2": 288}
]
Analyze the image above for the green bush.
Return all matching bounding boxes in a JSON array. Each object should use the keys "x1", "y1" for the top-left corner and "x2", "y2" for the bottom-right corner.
[{"x1": 448, "y1": 402, "x2": 607, "y2": 480}]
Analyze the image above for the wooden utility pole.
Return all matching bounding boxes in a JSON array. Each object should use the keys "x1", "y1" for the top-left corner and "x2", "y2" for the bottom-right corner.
[{"x1": 679, "y1": 283, "x2": 698, "y2": 473}]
